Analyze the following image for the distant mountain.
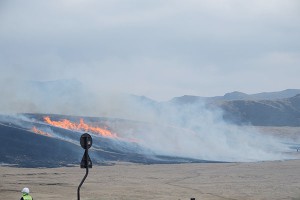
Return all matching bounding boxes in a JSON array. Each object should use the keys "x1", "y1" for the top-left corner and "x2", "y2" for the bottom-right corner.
[
  {"x1": 169, "y1": 95, "x2": 207, "y2": 104},
  {"x1": 220, "y1": 94, "x2": 300, "y2": 126},
  {"x1": 27, "y1": 79, "x2": 87, "y2": 102},
  {"x1": 170, "y1": 89, "x2": 300, "y2": 103},
  {"x1": 251, "y1": 89, "x2": 300, "y2": 100},
  {"x1": 223, "y1": 91, "x2": 250, "y2": 100},
  {"x1": 166, "y1": 89, "x2": 300, "y2": 126},
  {"x1": 128, "y1": 95, "x2": 159, "y2": 107},
  {"x1": 22, "y1": 79, "x2": 103, "y2": 115}
]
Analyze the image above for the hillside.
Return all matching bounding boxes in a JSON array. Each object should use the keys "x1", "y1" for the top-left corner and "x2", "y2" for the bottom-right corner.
[
  {"x1": 168, "y1": 90, "x2": 300, "y2": 126},
  {"x1": 1, "y1": 89, "x2": 300, "y2": 167},
  {"x1": 0, "y1": 114, "x2": 210, "y2": 167},
  {"x1": 218, "y1": 94, "x2": 300, "y2": 126},
  {"x1": 171, "y1": 89, "x2": 300, "y2": 103}
]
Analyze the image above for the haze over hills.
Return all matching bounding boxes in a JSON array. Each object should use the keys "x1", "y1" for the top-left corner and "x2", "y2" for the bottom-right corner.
[
  {"x1": 26, "y1": 79, "x2": 300, "y2": 102},
  {"x1": 220, "y1": 94, "x2": 300, "y2": 126},
  {"x1": 167, "y1": 90, "x2": 300, "y2": 127},
  {"x1": 130, "y1": 89, "x2": 300, "y2": 127},
  {"x1": 2, "y1": 80, "x2": 300, "y2": 167},
  {"x1": 170, "y1": 89, "x2": 300, "y2": 103},
  {"x1": 10, "y1": 79, "x2": 300, "y2": 126},
  {"x1": 4, "y1": 79, "x2": 300, "y2": 127}
]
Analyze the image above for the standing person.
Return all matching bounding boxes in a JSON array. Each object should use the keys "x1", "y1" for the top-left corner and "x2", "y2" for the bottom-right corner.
[{"x1": 20, "y1": 187, "x2": 33, "y2": 200}]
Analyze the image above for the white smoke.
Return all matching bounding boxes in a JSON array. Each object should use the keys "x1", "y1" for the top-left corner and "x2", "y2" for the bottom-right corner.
[
  {"x1": 0, "y1": 79, "x2": 295, "y2": 162},
  {"x1": 112, "y1": 100, "x2": 292, "y2": 162}
]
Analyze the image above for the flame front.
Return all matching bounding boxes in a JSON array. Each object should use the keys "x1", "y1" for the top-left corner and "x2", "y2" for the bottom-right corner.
[
  {"x1": 32, "y1": 126, "x2": 52, "y2": 137},
  {"x1": 43, "y1": 116, "x2": 117, "y2": 138}
]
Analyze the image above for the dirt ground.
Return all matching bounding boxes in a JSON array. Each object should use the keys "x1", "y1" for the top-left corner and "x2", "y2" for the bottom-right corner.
[{"x1": 2, "y1": 160, "x2": 300, "y2": 200}]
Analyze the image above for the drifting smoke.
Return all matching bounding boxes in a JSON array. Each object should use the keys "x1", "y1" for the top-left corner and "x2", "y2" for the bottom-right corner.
[
  {"x1": 0, "y1": 79, "x2": 294, "y2": 162},
  {"x1": 111, "y1": 101, "x2": 291, "y2": 162},
  {"x1": 0, "y1": 79, "x2": 150, "y2": 118}
]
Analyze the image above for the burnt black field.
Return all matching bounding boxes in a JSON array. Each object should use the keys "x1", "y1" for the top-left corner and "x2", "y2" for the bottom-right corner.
[{"x1": 0, "y1": 113, "x2": 218, "y2": 167}]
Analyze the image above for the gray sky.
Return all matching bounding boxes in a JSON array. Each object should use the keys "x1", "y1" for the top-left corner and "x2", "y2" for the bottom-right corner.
[{"x1": 1, "y1": 0, "x2": 300, "y2": 101}]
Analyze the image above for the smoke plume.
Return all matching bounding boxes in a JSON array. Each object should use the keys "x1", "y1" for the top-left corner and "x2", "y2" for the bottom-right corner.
[{"x1": 0, "y1": 79, "x2": 294, "y2": 162}]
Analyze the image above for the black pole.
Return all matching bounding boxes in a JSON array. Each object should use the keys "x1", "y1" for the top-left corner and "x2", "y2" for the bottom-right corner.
[
  {"x1": 78, "y1": 133, "x2": 92, "y2": 200},
  {"x1": 77, "y1": 161, "x2": 89, "y2": 200}
]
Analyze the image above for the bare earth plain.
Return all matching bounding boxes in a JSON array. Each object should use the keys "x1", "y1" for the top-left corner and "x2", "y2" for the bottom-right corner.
[
  {"x1": 1, "y1": 160, "x2": 300, "y2": 200},
  {"x1": 2, "y1": 126, "x2": 300, "y2": 200}
]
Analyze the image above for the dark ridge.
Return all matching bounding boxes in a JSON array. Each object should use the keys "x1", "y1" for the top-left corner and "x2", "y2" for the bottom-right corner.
[
  {"x1": 169, "y1": 89, "x2": 300, "y2": 104},
  {"x1": 167, "y1": 92, "x2": 300, "y2": 127},
  {"x1": 0, "y1": 124, "x2": 81, "y2": 168},
  {"x1": 220, "y1": 94, "x2": 300, "y2": 126},
  {"x1": 0, "y1": 115, "x2": 215, "y2": 168}
]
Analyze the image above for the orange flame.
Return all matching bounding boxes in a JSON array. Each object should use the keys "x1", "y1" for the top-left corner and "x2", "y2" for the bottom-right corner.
[
  {"x1": 32, "y1": 126, "x2": 52, "y2": 137},
  {"x1": 43, "y1": 116, "x2": 117, "y2": 138}
]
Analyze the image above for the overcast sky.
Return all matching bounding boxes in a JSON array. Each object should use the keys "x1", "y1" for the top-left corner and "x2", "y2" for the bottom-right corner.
[{"x1": 0, "y1": 0, "x2": 299, "y2": 101}]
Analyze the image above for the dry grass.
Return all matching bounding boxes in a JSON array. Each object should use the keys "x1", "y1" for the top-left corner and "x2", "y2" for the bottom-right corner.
[{"x1": 2, "y1": 159, "x2": 300, "y2": 200}]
